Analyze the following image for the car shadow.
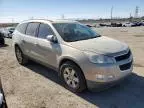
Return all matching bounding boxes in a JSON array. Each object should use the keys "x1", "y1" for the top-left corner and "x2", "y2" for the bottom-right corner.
[
  {"x1": 25, "y1": 61, "x2": 61, "y2": 84},
  {"x1": 0, "y1": 44, "x2": 9, "y2": 48},
  {"x1": 25, "y1": 61, "x2": 144, "y2": 108}
]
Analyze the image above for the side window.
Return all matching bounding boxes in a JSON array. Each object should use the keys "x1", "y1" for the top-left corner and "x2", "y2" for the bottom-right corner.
[
  {"x1": 38, "y1": 24, "x2": 54, "y2": 39},
  {"x1": 17, "y1": 23, "x2": 28, "y2": 34},
  {"x1": 26, "y1": 22, "x2": 40, "y2": 37}
]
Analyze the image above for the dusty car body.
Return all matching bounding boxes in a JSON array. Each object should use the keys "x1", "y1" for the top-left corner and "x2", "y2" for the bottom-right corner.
[{"x1": 13, "y1": 19, "x2": 133, "y2": 92}]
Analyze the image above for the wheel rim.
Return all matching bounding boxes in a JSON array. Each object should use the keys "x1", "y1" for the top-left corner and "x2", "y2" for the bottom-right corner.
[
  {"x1": 16, "y1": 48, "x2": 22, "y2": 63},
  {"x1": 63, "y1": 67, "x2": 79, "y2": 89}
]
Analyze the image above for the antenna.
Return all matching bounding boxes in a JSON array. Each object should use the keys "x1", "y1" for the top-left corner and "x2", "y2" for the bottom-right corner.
[{"x1": 61, "y1": 14, "x2": 65, "y2": 19}]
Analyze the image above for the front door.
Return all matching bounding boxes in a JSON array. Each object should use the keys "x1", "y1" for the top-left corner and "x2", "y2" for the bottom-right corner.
[{"x1": 36, "y1": 23, "x2": 60, "y2": 67}]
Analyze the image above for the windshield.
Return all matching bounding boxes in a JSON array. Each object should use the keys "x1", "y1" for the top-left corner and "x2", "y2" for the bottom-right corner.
[{"x1": 53, "y1": 23, "x2": 100, "y2": 42}]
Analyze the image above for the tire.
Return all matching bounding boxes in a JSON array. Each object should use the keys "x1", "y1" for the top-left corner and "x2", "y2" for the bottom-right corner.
[
  {"x1": 15, "y1": 46, "x2": 28, "y2": 65},
  {"x1": 60, "y1": 61, "x2": 86, "y2": 93},
  {"x1": 0, "y1": 38, "x2": 4, "y2": 45},
  {"x1": 0, "y1": 33, "x2": 4, "y2": 45}
]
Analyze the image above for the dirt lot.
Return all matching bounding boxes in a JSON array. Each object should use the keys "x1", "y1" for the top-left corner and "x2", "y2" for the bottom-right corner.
[{"x1": 0, "y1": 27, "x2": 144, "y2": 108}]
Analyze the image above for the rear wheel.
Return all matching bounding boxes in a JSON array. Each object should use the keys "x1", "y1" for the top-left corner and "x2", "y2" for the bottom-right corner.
[
  {"x1": 15, "y1": 46, "x2": 28, "y2": 65},
  {"x1": 60, "y1": 61, "x2": 86, "y2": 93}
]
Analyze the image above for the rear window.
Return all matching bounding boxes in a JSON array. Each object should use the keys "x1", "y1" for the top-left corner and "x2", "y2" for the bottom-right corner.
[
  {"x1": 17, "y1": 23, "x2": 28, "y2": 34},
  {"x1": 26, "y1": 22, "x2": 40, "y2": 37}
]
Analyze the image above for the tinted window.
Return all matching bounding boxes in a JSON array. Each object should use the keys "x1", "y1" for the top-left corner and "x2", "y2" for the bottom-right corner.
[
  {"x1": 26, "y1": 23, "x2": 40, "y2": 36},
  {"x1": 38, "y1": 24, "x2": 54, "y2": 39},
  {"x1": 17, "y1": 23, "x2": 28, "y2": 34}
]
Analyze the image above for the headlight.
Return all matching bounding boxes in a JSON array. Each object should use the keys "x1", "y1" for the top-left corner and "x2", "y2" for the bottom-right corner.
[{"x1": 85, "y1": 52, "x2": 114, "y2": 64}]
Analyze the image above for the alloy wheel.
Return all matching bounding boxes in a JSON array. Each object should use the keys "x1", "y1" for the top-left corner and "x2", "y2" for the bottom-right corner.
[{"x1": 63, "y1": 67, "x2": 79, "y2": 89}]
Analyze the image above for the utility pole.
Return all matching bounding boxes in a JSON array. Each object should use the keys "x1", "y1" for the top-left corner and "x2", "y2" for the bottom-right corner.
[
  {"x1": 29, "y1": 16, "x2": 34, "y2": 20},
  {"x1": 12, "y1": 18, "x2": 14, "y2": 23},
  {"x1": 135, "y1": 6, "x2": 139, "y2": 18},
  {"x1": 130, "y1": 13, "x2": 132, "y2": 18},
  {"x1": 129, "y1": 13, "x2": 132, "y2": 22},
  {"x1": 111, "y1": 6, "x2": 113, "y2": 23},
  {"x1": 61, "y1": 14, "x2": 65, "y2": 19}
]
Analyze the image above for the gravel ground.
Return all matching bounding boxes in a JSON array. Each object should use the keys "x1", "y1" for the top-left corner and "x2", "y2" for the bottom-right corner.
[{"x1": 0, "y1": 27, "x2": 144, "y2": 108}]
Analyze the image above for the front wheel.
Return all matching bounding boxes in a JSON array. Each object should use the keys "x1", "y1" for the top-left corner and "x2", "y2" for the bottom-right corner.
[
  {"x1": 15, "y1": 46, "x2": 28, "y2": 65},
  {"x1": 60, "y1": 61, "x2": 86, "y2": 93}
]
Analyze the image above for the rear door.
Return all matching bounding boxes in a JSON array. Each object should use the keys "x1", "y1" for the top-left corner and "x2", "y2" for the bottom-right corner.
[
  {"x1": 15, "y1": 22, "x2": 28, "y2": 54},
  {"x1": 23, "y1": 22, "x2": 40, "y2": 59}
]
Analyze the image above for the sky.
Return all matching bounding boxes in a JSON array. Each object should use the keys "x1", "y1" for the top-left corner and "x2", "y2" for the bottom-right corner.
[{"x1": 0, "y1": 0, "x2": 143, "y2": 23}]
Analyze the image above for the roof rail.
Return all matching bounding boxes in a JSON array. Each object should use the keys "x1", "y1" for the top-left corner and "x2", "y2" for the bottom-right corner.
[
  {"x1": 33, "y1": 19, "x2": 53, "y2": 22},
  {"x1": 21, "y1": 19, "x2": 53, "y2": 22}
]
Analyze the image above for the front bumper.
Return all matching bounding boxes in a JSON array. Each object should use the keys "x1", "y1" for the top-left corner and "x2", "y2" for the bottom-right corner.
[
  {"x1": 86, "y1": 73, "x2": 131, "y2": 91},
  {"x1": 81, "y1": 55, "x2": 133, "y2": 90}
]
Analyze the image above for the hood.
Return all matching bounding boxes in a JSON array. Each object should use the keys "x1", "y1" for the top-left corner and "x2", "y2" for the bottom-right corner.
[{"x1": 65, "y1": 36, "x2": 128, "y2": 54}]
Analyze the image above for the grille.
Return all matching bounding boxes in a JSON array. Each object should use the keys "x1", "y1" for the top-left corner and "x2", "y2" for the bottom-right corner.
[
  {"x1": 115, "y1": 50, "x2": 131, "y2": 62},
  {"x1": 119, "y1": 61, "x2": 132, "y2": 71}
]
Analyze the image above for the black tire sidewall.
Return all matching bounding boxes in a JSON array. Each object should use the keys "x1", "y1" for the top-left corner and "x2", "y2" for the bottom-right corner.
[
  {"x1": 0, "y1": 38, "x2": 4, "y2": 45},
  {"x1": 15, "y1": 46, "x2": 23, "y2": 64},
  {"x1": 2, "y1": 39, "x2": 5, "y2": 45},
  {"x1": 15, "y1": 46, "x2": 27, "y2": 65},
  {"x1": 1, "y1": 39, "x2": 4, "y2": 45}
]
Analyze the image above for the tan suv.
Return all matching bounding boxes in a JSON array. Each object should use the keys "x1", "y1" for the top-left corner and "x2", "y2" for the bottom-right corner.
[{"x1": 13, "y1": 19, "x2": 133, "y2": 92}]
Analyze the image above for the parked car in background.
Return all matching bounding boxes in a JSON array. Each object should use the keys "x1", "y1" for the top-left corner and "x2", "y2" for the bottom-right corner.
[
  {"x1": 99, "y1": 23, "x2": 111, "y2": 27},
  {"x1": 0, "y1": 28, "x2": 4, "y2": 35},
  {"x1": 111, "y1": 23, "x2": 122, "y2": 27},
  {"x1": 2, "y1": 27, "x2": 15, "y2": 38},
  {"x1": 132, "y1": 22, "x2": 141, "y2": 27},
  {"x1": 99, "y1": 23, "x2": 106, "y2": 27},
  {"x1": 141, "y1": 21, "x2": 144, "y2": 26},
  {"x1": 122, "y1": 22, "x2": 134, "y2": 27},
  {"x1": 13, "y1": 19, "x2": 133, "y2": 92},
  {"x1": 123, "y1": 22, "x2": 143, "y2": 27},
  {"x1": 86, "y1": 24, "x2": 93, "y2": 28}
]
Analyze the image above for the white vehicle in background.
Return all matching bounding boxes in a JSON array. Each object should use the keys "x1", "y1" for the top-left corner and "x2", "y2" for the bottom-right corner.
[
  {"x1": 122, "y1": 22, "x2": 134, "y2": 27},
  {"x1": 141, "y1": 21, "x2": 144, "y2": 26},
  {"x1": 2, "y1": 27, "x2": 15, "y2": 38}
]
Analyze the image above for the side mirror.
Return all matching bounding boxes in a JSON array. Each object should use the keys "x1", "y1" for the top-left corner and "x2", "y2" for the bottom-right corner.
[
  {"x1": 9, "y1": 30, "x2": 13, "y2": 34},
  {"x1": 46, "y1": 35, "x2": 58, "y2": 43}
]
